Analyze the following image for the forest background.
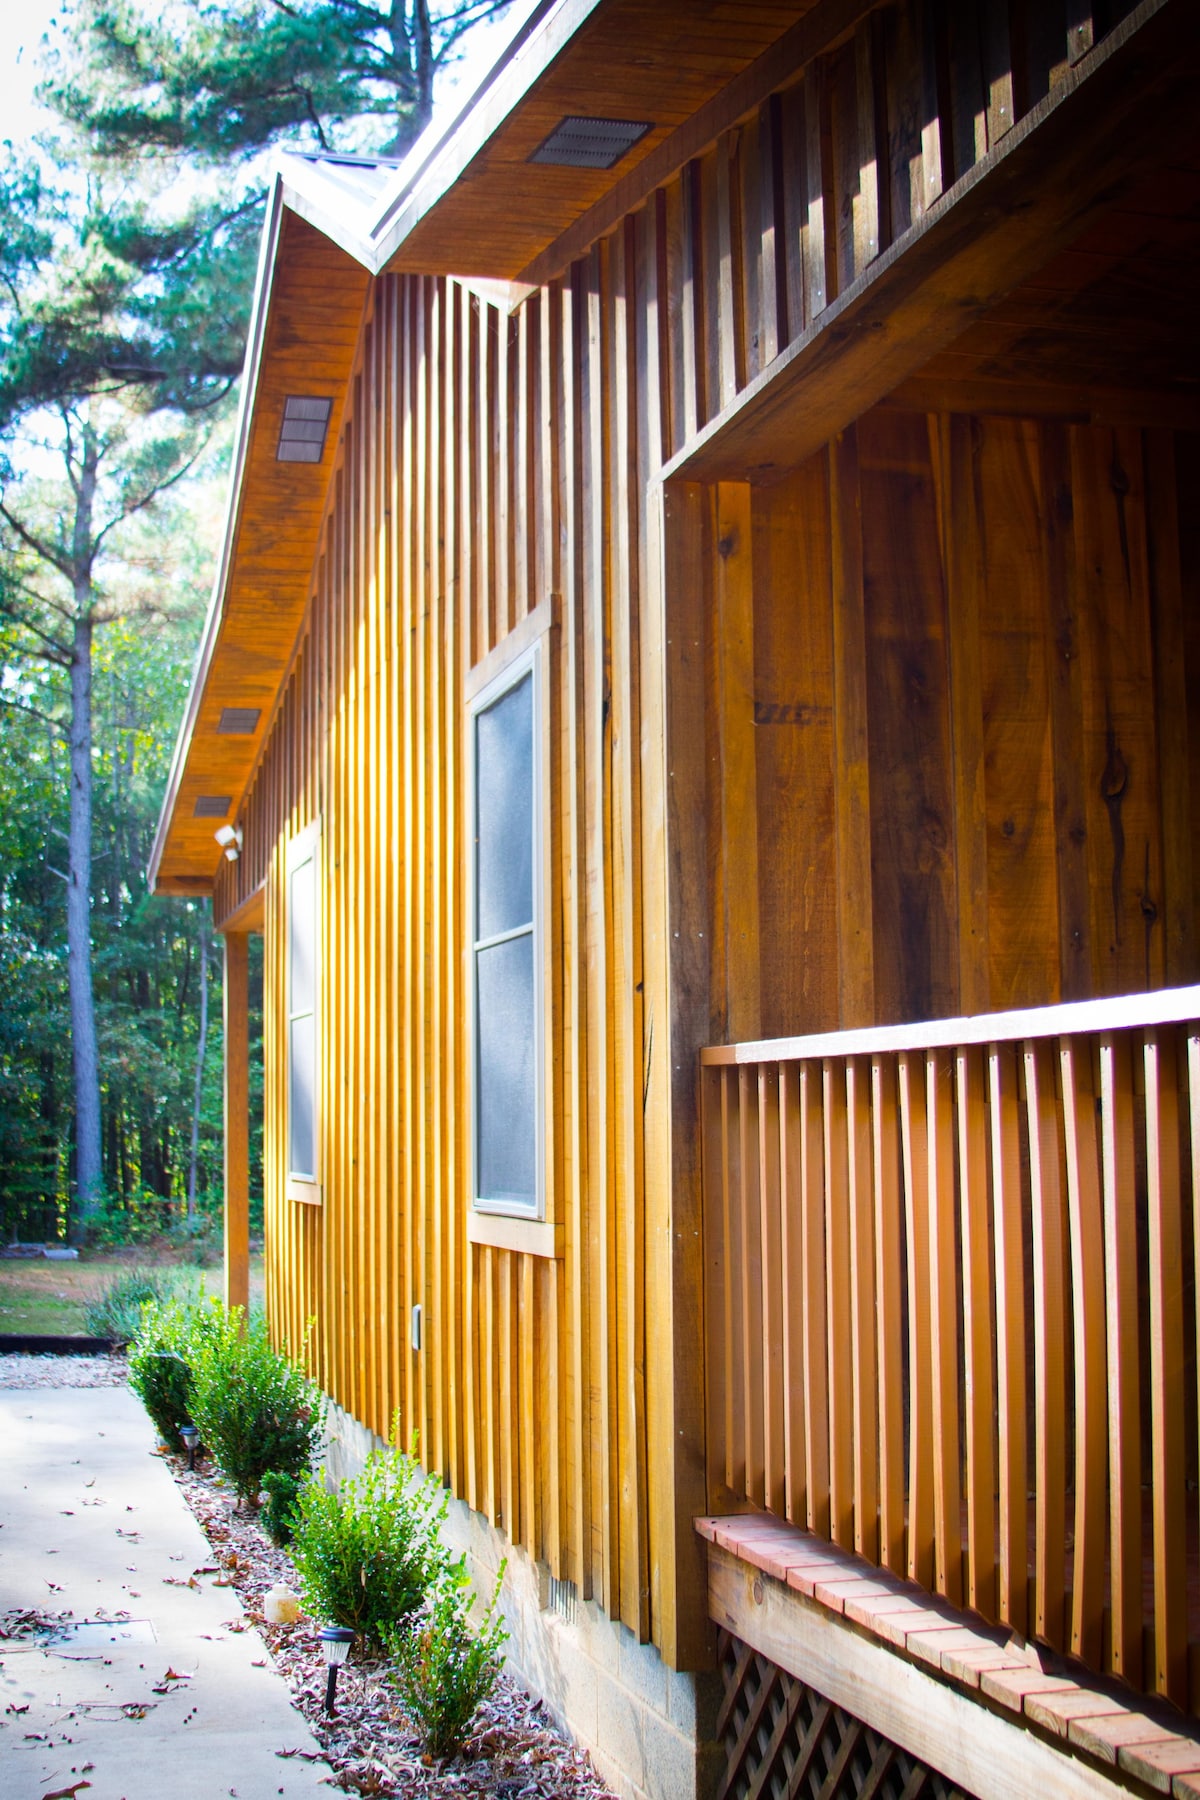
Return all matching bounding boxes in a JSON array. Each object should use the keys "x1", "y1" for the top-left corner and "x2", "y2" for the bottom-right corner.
[{"x1": 0, "y1": 0, "x2": 512, "y2": 1249}]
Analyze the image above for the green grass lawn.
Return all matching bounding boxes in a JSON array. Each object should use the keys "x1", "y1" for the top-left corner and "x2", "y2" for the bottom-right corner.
[{"x1": 0, "y1": 1250, "x2": 266, "y2": 1337}]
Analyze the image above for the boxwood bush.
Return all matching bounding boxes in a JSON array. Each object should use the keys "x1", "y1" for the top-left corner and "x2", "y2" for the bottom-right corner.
[
  {"x1": 386, "y1": 1562, "x2": 508, "y2": 1759},
  {"x1": 289, "y1": 1441, "x2": 448, "y2": 1650},
  {"x1": 127, "y1": 1291, "x2": 223, "y2": 1452},
  {"x1": 187, "y1": 1311, "x2": 323, "y2": 1506}
]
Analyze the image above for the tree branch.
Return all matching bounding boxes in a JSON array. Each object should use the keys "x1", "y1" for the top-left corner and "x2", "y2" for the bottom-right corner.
[
  {"x1": 0, "y1": 502, "x2": 76, "y2": 582},
  {"x1": 0, "y1": 691, "x2": 67, "y2": 737}
]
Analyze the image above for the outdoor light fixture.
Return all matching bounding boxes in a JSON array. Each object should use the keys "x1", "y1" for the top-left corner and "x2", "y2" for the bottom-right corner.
[
  {"x1": 214, "y1": 823, "x2": 243, "y2": 861},
  {"x1": 319, "y1": 1625, "x2": 355, "y2": 1714},
  {"x1": 178, "y1": 1423, "x2": 200, "y2": 1472}
]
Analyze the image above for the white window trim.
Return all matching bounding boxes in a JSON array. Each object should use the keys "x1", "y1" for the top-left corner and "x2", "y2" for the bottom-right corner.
[
  {"x1": 465, "y1": 599, "x2": 557, "y2": 1252},
  {"x1": 285, "y1": 818, "x2": 322, "y2": 1205}
]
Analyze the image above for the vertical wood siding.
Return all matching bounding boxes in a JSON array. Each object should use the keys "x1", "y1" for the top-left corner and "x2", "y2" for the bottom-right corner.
[{"x1": 207, "y1": 0, "x2": 1183, "y2": 1670}]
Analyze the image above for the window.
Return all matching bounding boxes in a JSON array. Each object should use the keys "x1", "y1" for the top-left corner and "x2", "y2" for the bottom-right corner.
[
  {"x1": 466, "y1": 606, "x2": 554, "y2": 1242},
  {"x1": 286, "y1": 820, "x2": 321, "y2": 1202}
]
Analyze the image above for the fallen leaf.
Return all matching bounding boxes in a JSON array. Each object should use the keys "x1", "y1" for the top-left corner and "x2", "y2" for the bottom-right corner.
[
  {"x1": 84, "y1": 1479, "x2": 94, "y2": 1488},
  {"x1": 251, "y1": 1658, "x2": 266, "y2": 1667},
  {"x1": 60, "y1": 1511, "x2": 74, "y2": 1517},
  {"x1": 163, "y1": 1668, "x2": 193, "y2": 1681},
  {"x1": 192, "y1": 1566, "x2": 219, "y2": 1576},
  {"x1": 6, "y1": 1702, "x2": 29, "y2": 1714},
  {"x1": 42, "y1": 1780, "x2": 93, "y2": 1798}
]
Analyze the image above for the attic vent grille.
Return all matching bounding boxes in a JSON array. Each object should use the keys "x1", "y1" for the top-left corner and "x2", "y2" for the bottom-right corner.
[
  {"x1": 193, "y1": 795, "x2": 231, "y2": 818},
  {"x1": 218, "y1": 707, "x2": 262, "y2": 735},
  {"x1": 277, "y1": 395, "x2": 333, "y2": 463},
  {"x1": 530, "y1": 116, "x2": 653, "y2": 170}
]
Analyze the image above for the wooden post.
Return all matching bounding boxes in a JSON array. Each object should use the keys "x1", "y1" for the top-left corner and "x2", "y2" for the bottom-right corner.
[{"x1": 223, "y1": 932, "x2": 250, "y2": 1318}]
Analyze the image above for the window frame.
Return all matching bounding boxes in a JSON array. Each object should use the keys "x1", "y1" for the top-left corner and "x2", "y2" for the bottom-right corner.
[
  {"x1": 464, "y1": 599, "x2": 559, "y2": 1258},
  {"x1": 285, "y1": 818, "x2": 322, "y2": 1205}
]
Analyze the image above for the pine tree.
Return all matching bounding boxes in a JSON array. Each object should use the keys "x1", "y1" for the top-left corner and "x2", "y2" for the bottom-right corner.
[
  {"x1": 0, "y1": 143, "x2": 258, "y2": 1236},
  {"x1": 45, "y1": 0, "x2": 514, "y2": 162}
]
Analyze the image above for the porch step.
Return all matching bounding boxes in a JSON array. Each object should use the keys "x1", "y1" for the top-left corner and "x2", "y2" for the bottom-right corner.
[{"x1": 697, "y1": 1513, "x2": 1200, "y2": 1797}]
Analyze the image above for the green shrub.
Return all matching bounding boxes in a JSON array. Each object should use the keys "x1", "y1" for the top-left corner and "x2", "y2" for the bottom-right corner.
[
  {"x1": 83, "y1": 1265, "x2": 183, "y2": 1344},
  {"x1": 127, "y1": 1292, "x2": 224, "y2": 1452},
  {"x1": 261, "y1": 1468, "x2": 303, "y2": 1546},
  {"x1": 386, "y1": 1562, "x2": 508, "y2": 1760},
  {"x1": 187, "y1": 1312, "x2": 323, "y2": 1506},
  {"x1": 289, "y1": 1441, "x2": 448, "y2": 1649}
]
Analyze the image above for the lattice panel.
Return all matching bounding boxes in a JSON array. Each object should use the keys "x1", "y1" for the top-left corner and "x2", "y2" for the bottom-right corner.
[{"x1": 716, "y1": 1630, "x2": 975, "y2": 1800}]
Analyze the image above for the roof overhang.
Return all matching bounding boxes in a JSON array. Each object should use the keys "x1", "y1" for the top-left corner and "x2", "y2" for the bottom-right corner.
[
  {"x1": 148, "y1": 0, "x2": 832, "y2": 895},
  {"x1": 148, "y1": 190, "x2": 369, "y2": 894}
]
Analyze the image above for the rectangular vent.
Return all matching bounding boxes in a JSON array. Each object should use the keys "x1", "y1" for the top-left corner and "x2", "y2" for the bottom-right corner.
[
  {"x1": 530, "y1": 116, "x2": 652, "y2": 171},
  {"x1": 218, "y1": 707, "x2": 261, "y2": 735},
  {"x1": 548, "y1": 1575, "x2": 578, "y2": 1624},
  {"x1": 193, "y1": 795, "x2": 231, "y2": 818},
  {"x1": 277, "y1": 395, "x2": 333, "y2": 463}
]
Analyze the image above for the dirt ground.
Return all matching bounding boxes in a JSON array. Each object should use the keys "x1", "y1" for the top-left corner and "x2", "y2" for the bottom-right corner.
[{"x1": 0, "y1": 1249, "x2": 266, "y2": 1335}]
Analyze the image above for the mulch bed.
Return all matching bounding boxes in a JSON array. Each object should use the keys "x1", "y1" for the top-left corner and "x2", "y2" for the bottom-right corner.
[{"x1": 173, "y1": 1462, "x2": 618, "y2": 1799}]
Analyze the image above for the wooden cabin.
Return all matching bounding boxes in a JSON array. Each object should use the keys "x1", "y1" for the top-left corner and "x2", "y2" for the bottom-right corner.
[{"x1": 150, "y1": 1, "x2": 1200, "y2": 1794}]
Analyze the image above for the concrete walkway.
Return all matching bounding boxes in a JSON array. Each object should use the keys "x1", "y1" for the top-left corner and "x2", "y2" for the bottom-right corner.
[{"x1": 0, "y1": 1384, "x2": 332, "y2": 1799}]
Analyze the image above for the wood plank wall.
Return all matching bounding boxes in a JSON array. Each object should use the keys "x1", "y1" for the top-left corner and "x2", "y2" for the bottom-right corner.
[
  {"x1": 680, "y1": 411, "x2": 1200, "y2": 1044},
  {"x1": 207, "y1": 0, "x2": 1180, "y2": 1672},
  {"x1": 217, "y1": 247, "x2": 687, "y2": 1655}
]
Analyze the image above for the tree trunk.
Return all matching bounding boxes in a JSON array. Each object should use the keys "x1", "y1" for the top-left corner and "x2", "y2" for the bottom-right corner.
[
  {"x1": 66, "y1": 427, "x2": 103, "y2": 1240},
  {"x1": 187, "y1": 901, "x2": 210, "y2": 1220}
]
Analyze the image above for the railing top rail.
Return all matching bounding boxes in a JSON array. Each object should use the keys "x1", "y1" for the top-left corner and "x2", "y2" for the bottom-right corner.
[{"x1": 699, "y1": 983, "x2": 1200, "y2": 1067}]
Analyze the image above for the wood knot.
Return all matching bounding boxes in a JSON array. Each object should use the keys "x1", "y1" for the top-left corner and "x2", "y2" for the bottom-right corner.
[
  {"x1": 717, "y1": 533, "x2": 736, "y2": 559},
  {"x1": 1101, "y1": 740, "x2": 1127, "y2": 800}
]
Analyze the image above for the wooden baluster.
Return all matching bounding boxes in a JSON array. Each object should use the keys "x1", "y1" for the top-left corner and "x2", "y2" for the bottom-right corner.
[
  {"x1": 759, "y1": 1065, "x2": 785, "y2": 1516},
  {"x1": 1059, "y1": 1036, "x2": 1106, "y2": 1668},
  {"x1": 956, "y1": 1044, "x2": 996, "y2": 1620},
  {"x1": 1190, "y1": 1034, "x2": 1200, "y2": 1673},
  {"x1": 846, "y1": 1056, "x2": 878, "y2": 1563},
  {"x1": 927, "y1": 1048, "x2": 962, "y2": 1606},
  {"x1": 1145, "y1": 1027, "x2": 1187, "y2": 1704},
  {"x1": 824, "y1": 1056, "x2": 854, "y2": 1548},
  {"x1": 800, "y1": 1061, "x2": 831, "y2": 1537},
  {"x1": 779, "y1": 1063, "x2": 808, "y2": 1524},
  {"x1": 899, "y1": 1049, "x2": 934, "y2": 1590},
  {"x1": 722, "y1": 1066, "x2": 745, "y2": 1501},
  {"x1": 701, "y1": 1063, "x2": 727, "y2": 1511},
  {"x1": 1024, "y1": 1038, "x2": 1066, "y2": 1650},
  {"x1": 989, "y1": 1041, "x2": 1027, "y2": 1633},
  {"x1": 739, "y1": 1066, "x2": 764, "y2": 1507},
  {"x1": 873, "y1": 1054, "x2": 905, "y2": 1572},
  {"x1": 1100, "y1": 1032, "x2": 1143, "y2": 1687}
]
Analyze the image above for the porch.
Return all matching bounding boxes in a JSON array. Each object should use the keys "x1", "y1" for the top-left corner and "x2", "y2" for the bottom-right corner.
[{"x1": 698, "y1": 985, "x2": 1200, "y2": 1794}]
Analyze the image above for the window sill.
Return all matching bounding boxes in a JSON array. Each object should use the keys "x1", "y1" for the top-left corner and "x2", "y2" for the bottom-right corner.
[
  {"x1": 287, "y1": 1176, "x2": 322, "y2": 1206},
  {"x1": 467, "y1": 1210, "x2": 561, "y2": 1258}
]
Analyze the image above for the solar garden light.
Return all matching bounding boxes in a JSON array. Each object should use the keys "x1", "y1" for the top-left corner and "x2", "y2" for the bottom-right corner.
[
  {"x1": 319, "y1": 1626, "x2": 355, "y2": 1714},
  {"x1": 178, "y1": 1424, "x2": 200, "y2": 1472}
]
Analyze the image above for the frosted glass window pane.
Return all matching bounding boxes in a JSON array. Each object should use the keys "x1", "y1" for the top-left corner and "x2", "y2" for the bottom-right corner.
[
  {"x1": 289, "y1": 1015, "x2": 316, "y2": 1178},
  {"x1": 475, "y1": 932, "x2": 535, "y2": 1205},
  {"x1": 476, "y1": 673, "x2": 533, "y2": 941},
  {"x1": 290, "y1": 857, "x2": 315, "y2": 1015}
]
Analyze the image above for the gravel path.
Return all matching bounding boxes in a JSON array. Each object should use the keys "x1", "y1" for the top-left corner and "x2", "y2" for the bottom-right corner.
[
  {"x1": 0, "y1": 1351, "x2": 128, "y2": 1387},
  {"x1": 1, "y1": 1352, "x2": 618, "y2": 1800}
]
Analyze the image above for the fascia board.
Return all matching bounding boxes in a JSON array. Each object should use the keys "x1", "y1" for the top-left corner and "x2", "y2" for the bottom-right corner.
[{"x1": 147, "y1": 175, "x2": 288, "y2": 892}]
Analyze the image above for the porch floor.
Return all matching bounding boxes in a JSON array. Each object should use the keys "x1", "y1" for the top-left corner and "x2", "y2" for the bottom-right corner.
[{"x1": 698, "y1": 1514, "x2": 1200, "y2": 1798}]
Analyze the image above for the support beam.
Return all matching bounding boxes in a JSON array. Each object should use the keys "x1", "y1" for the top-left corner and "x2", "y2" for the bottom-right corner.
[{"x1": 223, "y1": 931, "x2": 250, "y2": 1318}]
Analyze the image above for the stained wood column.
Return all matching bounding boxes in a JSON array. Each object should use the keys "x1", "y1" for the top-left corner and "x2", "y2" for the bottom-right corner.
[{"x1": 223, "y1": 932, "x2": 250, "y2": 1317}]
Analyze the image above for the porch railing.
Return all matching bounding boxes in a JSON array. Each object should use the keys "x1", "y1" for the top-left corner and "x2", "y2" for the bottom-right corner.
[{"x1": 700, "y1": 986, "x2": 1200, "y2": 1706}]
